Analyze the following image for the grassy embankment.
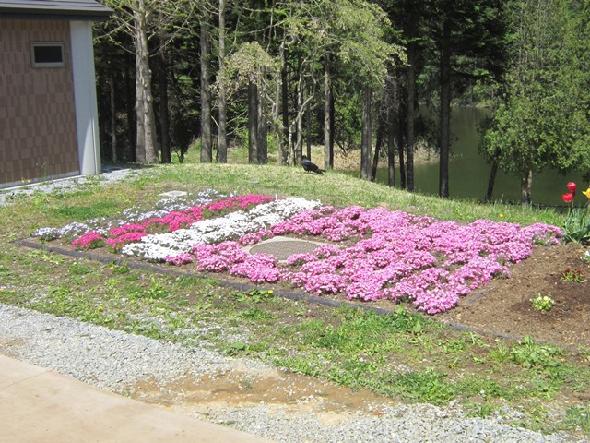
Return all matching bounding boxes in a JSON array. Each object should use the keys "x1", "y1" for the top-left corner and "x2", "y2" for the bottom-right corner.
[{"x1": 0, "y1": 161, "x2": 588, "y2": 436}]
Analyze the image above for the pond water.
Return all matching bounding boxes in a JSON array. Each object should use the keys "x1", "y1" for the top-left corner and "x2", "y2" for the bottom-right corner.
[{"x1": 374, "y1": 106, "x2": 588, "y2": 206}]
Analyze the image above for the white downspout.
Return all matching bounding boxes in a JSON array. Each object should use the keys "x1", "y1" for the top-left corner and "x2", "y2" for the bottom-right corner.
[{"x1": 70, "y1": 20, "x2": 101, "y2": 176}]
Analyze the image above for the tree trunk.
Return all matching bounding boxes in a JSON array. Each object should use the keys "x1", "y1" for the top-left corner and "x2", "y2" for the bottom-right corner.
[
  {"x1": 370, "y1": 135, "x2": 381, "y2": 183},
  {"x1": 294, "y1": 74, "x2": 304, "y2": 165},
  {"x1": 398, "y1": 145, "x2": 406, "y2": 188},
  {"x1": 329, "y1": 91, "x2": 335, "y2": 165},
  {"x1": 280, "y1": 46, "x2": 290, "y2": 165},
  {"x1": 521, "y1": 169, "x2": 533, "y2": 205},
  {"x1": 406, "y1": 41, "x2": 417, "y2": 192},
  {"x1": 134, "y1": 17, "x2": 145, "y2": 163},
  {"x1": 397, "y1": 112, "x2": 406, "y2": 189},
  {"x1": 146, "y1": 99, "x2": 159, "y2": 164},
  {"x1": 125, "y1": 52, "x2": 135, "y2": 162},
  {"x1": 439, "y1": 19, "x2": 451, "y2": 198},
  {"x1": 387, "y1": 124, "x2": 396, "y2": 187},
  {"x1": 306, "y1": 84, "x2": 312, "y2": 160},
  {"x1": 257, "y1": 77, "x2": 267, "y2": 164},
  {"x1": 324, "y1": 59, "x2": 334, "y2": 170},
  {"x1": 360, "y1": 86, "x2": 373, "y2": 180},
  {"x1": 288, "y1": 118, "x2": 294, "y2": 164},
  {"x1": 248, "y1": 81, "x2": 259, "y2": 163},
  {"x1": 134, "y1": 0, "x2": 158, "y2": 164},
  {"x1": 371, "y1": 111, "x2": 385, "y2": 182},
  {"x1": 157, "y1": 36, "x2": 171, "y2": 163},
  {"x1": 386, "y1": 72, "x2": 397, "y2": 187},
  {"x1": 217, "y1": 0, "x2": 228, "y2": 163},
  {"x1": 485, "y1": 160, "x2": 498, "y2": 202},
  {"x1": 110, "y1": 74, "x2": 117, "y2": 163},
  {"x1": 200, "y1": 19, "x2": 212, "y2": 162}
]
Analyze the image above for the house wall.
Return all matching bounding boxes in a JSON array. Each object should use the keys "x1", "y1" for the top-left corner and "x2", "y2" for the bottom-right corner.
[{"x1": 0, "y1": 18, "x2": 79, "y2": 186}]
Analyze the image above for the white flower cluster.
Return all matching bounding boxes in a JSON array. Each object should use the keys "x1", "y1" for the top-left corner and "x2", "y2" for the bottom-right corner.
[
  {"x1": 33, "y1": 222, "x2": 93, "y2": 241},
  {"x1": 583, "y1": 250, "x2": 590, "y2": 263},
  {"x1": 31, "y1": 189, "x2": 223, "y2": 240},
  {"x1": 122, "y1": 197, "x2": 321, "y2": 261},
  {"x1": 126, "y1": 189, "x2": 225, "y2": 220}
]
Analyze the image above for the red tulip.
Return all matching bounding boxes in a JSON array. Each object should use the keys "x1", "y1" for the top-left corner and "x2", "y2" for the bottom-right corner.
[
  {"x1": 567, "y1": 182, "x2": 577, "y2": 194},
  {"x1": 562, "y1": 192, "x2": 574, "y2": 203}
]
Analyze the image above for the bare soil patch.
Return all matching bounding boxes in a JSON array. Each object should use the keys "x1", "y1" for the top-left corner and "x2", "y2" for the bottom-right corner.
[{"x1": 443, "y1": 243, "x2": 590, "y2": 348}]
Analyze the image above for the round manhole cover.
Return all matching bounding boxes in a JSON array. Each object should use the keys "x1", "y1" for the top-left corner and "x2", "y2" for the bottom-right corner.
[{"x1": 249, "y1": 240, "x2": 321, "y2": 261}]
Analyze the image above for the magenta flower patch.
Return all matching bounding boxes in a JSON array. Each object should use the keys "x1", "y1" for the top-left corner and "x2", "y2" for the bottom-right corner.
[
  {"x1": 167, "y1": 205, "x2": 562, "y2": 314},
  {"x1": 72, "y1": 231, "x2": 105, "y2": 250}
]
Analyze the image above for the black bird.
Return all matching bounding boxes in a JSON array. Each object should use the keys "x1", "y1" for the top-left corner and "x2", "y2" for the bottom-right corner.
[{"x1": 300, "y1": 155, "x2": 324, "y2": 174}]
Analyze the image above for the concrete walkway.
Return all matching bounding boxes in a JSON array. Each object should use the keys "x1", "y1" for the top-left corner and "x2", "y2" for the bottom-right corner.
[{"x1": 0, "y1": 354, "x2": 268, "y2": 443}]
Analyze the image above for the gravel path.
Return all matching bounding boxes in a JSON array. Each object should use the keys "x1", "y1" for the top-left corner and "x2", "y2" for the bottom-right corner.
[
  {"x1": 0, "y1": 303, "x2": 583, "y2": 443},
  {"x1": 203, "y1": 404, "x2": 571, "y2": 443},
  {"x1": 0, "y1": 167, "x2": 141, "y2": 207},
  {"x1": 0, "y1": 304, "x2": 231, "y2": 390}
]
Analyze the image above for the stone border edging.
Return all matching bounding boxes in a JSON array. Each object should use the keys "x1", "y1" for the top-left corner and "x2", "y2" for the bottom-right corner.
[{"x1": 15, "y1": 238, "x2": 581, "y2": 353}]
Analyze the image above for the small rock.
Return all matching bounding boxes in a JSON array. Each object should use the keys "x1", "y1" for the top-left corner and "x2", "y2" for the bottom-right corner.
[{"x1": 158, "y1": 190, "x2": 188, "y2": 199}]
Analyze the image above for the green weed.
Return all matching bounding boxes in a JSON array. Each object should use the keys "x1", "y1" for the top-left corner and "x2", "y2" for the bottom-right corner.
[
  {"x1": 511, "y1": 337, "x2": 561, "y2": 369},
  {"x1": 390, "y1": 369, "x2": 455, "y2": 404},
  {"x1": 233, "y1": 289, "x2": 274, "y2": 303},
  {"x1": 560, "y1": 268, "x2": 586, "y2": 283},
  {"x1": 563, "y1": 405, "x2": 590, "y2": 434}
]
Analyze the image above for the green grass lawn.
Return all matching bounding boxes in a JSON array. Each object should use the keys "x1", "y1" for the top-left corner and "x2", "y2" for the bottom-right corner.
[
  {"x1": 165, "y1": 161, "x2": 564, "y2": 224},
  {"x1": 0, "y1": 161, "x2": 587, "y2": 437}
]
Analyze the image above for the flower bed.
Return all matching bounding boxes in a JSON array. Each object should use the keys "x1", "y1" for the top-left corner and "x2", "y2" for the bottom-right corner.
[
  {"x1": 167, "y1": 205, "x2": 562, "y2": 314},
  {"x1": 32, "y1": 192, "x2": 562, "y2": 315}
]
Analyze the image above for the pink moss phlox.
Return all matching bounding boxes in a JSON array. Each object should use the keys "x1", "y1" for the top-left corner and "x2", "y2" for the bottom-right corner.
[
  {"x1": 230, "y1": 254, "x2": 281, "y2": 282},
  {"x1": 165, "y1": 253, "x2": 194, "y2": 266},
  {"x1": 239, "y1": 230, "x2": 274, "y2": 246},
  {"x1": 153, "y1": 210, "x2": 201, "y2": 232},
  {"x1": 205, "y1": 195, "x2": 273, "y2": 212},
  {"x1": 145, "y1": 195, "x2": 271, "y2": 233},
  {"x1": 191, "y1": 242, "x2": 249, "y2": 272},
  {"x1": 108, "y1": 223, "x2": 146, "y2": 237},
  {"x1": 72, "y1": 231, "x2": 104, "y2": 249},
  {"x1": 106, "y1": 232, "x2": 146, "y2": 249},
  {"x1": 286, "y1": 253, "x2": 315, "y2": 266},
  {"x1": 227, "y1": 208, "x2": 561, "y2": 314}
]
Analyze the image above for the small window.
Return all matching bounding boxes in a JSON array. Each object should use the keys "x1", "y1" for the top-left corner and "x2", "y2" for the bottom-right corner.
[{"x1": 32, "y1": 43, "x2": 64, "y2": 68}]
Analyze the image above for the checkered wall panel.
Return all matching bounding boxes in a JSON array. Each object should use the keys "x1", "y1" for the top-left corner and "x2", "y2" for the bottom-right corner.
[{"x1": 0, "y1": 19, "x2": 79, "y2": 186}]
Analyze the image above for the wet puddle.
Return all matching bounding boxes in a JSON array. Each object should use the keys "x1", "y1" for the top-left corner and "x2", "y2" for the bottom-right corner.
[{"x1": 128, "y1": 365, "x2": 394, "y2": 418}]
